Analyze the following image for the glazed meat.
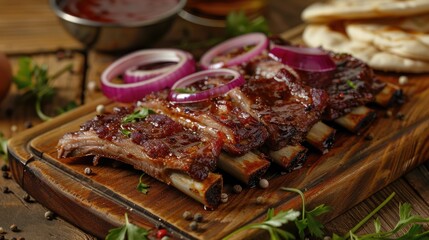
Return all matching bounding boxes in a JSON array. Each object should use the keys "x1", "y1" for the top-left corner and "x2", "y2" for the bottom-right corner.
[
  {"x1": 141, "y1": 88, "x2": 269, "y2": 156},
  {"x1": 57, "y1": 106, "x2": 223, "y2": 183},
  {"x1": 229, "y1": 57, "x2": 329, "y2": 150}
]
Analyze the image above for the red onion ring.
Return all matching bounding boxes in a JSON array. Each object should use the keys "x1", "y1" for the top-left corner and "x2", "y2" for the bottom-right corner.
[
  {"x1": 123, "y1": 64, "x2": 177, "y2": 83},
  {"x1": 168, "y1": 69, "x2": 244, "y2": 103},
  {"x1": 200, "y1": 33, "x2": 269, "y2": 69},
  {"x1": 269, "y1": 45, "x2": 336, "y2": 72},
  {"x1": 101, "y1": 49, "x2": 195, "y2": 102}
]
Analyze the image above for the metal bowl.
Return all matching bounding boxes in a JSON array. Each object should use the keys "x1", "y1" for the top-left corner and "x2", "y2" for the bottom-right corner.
[{"x1": 50, "y1": 0, "x2": 186, "y2": 52}]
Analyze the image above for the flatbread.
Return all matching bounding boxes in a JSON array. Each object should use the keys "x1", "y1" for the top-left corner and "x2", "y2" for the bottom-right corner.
[
  {"x1": 302, "y1": 0, "x2": 429, "y2": 23},
  {"x1": 303, "y1": 24, "x2": 429, "y2": 73},
  {"x1": 345, "y1": 14, "x2": 429, "y2": 61}
]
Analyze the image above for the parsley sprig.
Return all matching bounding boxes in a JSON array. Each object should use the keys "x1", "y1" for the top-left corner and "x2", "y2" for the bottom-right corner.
[
  {"x1": 136, "y1": 174, "x2": 150, "y2": 194},
  {"x1": 13, "y1": 57, "x2": 74, "y2": 121},
  {"x1": 121, "y1": 108, "x2": 154, "y2": 124},
  {"x1": 105, "y1": 213, "x2": 149, "y2": 240}
]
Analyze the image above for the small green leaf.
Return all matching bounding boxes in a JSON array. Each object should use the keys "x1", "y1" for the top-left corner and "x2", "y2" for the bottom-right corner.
[
  {"x1": 346, "y1": 79, "x2": 357, "y2": 89},
  {"x1": 122, "y1": 108, "x2": 155, "y2": 124},
  {"x1": 105, "y1": 213, "x2": 149, "y2": 240},
  {"x1": 121, "y1": 129, "x2": 132, "y2": 138},
  {"x1": 174, "y1": 87, "x2": 197, "y2": 93},
  {"x1": 225, "y1": 11, "x2": 270, "y2": 37},
  {"x1": 136, "y1": 174, "x2": 150, "y2": 194},
  {"x1": 56, "y1": 101, "x2": 78, "y2": 115},
  {"x1": 13, "y1": 57, "x2": 33, "y2": 89}
]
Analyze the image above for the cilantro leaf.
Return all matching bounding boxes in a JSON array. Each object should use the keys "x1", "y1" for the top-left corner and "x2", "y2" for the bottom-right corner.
[
  {"x1": 136, "y1": 174, "x2": 150, "y2": 194},
  {"x1": 346, "y1": 80, "x2": 357, "y2": 89},
  {"x1": 122, "y1": 108, "x2": 154, "y2": 124},
  {"x1": 105, "y1": 213, "x2": 149, "y2": 240}
]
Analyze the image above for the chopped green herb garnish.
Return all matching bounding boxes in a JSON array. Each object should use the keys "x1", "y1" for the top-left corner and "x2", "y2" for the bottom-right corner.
[
  {"x1": 122, "y1": 108, "x2": 154, "y2": 124},
  {"x1": 136, "y1": 174, "x2": 150, "y2": 194},
  {"x1": 120, "y1": 129, "x2": 132, "y2": 137},
  {"x1": 105, "y1": 213, "x2": 150, "y2": 240},
  {"x1": 13, "y1": 57, "x2": 74, "y2": 121},
  {"x1": 56, "y1": 101, "x2": 78, "y2": 114},
  {"x1": 346, "y1": 79, "x2": 357, "y2": 89},
  {"x1": 174, "y1": 87, "x2": 197, "y2": 93}
]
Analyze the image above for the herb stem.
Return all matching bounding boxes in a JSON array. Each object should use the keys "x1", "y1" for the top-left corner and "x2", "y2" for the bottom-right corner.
[
  {"x1": 49, "y1": 63, "x2": 73, "y2": 81},
  {"x1": 282, "y1": 187, "x2": 306, "y2": 219},
  {"x1": 344, "y1": 192, "x2": 396, "y2": 239},
  {"x1": 36, "y1": 97, "x2": 52, "y2": 121}
]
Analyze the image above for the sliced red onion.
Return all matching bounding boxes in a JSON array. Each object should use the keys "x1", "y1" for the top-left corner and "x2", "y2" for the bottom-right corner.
[
  {"x1": 200, "y1": 33, "x2": 269, "y2": 69},
  {"x1": 269, "y1": 45, "x2": 336, "y2": 72},
  {"x1": 101, "y1": 49, "x2": 195, "y2": 102},
  {"x1": 168, "y1": 69, "x2": 244, "y2": 103},
  {"x1": 123, "y1": 64, "x2": 177, "y2": 83}
]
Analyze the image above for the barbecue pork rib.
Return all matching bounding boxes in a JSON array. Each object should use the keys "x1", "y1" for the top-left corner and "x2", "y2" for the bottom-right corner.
[
  {"x1": 57, "y1": 106, "x2": 223, "y2": 183},
  {"x1": 229, "y1": 56, "x2": 329, "y2": 151},
  {"x1": 141, "y1": 91, "x2": 270, "y2": 156}
]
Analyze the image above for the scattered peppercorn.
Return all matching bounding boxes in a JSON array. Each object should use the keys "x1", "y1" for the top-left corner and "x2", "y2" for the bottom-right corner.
[
  {"x1": 385, "y1": 110, "x2": 393, "y2": 118},
  {"x1": 2, "y1": 172, "x2": 11, "y2": 179},
  {"x1": 2, "y1": 186, "x2": 11, "y2": 194},
  {"x1": 84, "y1": 167, "x2": 92, "y2": 175},
  {"x1": 221, "y1": 193, "x2": 228, "y2": 203},
  {"x1": 189, "y1": 221, "x2": 198, "y2": 231},
  {"x1": 45, "y1": 210, "x2": 55, "y2": 220},
  {"x1": 256, "y1": 196, "x2": 264, "y2": 204},
  {"x1": 161, "y1": 236, "x2": 170, "y2": 240},
  {"x1": 24, "y1": 121, "x2": 33, "y2": 129},
  {"x1": 0, "y1": 226, "x2": 5, "y2": 233},
  {"x1": 23, "y1": 194, "x2": 33, "y2": 203},
  {"x1": 259, "y1": 179, "x2": 269, "y2": 189},
  {"x1": 396, "y1": 112, "x2": 405, "y2": 120},
  {"x1": 398, "y1": 75, "x2": 408, "y2": 85},
  {"x1": 87, "y1": 81, "x2": 98, "y2": 92},
  {"x1": 323, "y1": 236, "x2": 332, "y2": 240},
  {"x1": 10, "y1": 125, "x2": 18, "y2": 132},
  {"x1": 182, "y1": 211, "x2": 192, "y2": 220},
  {"x1": 1, "y1": 164, "x2": 9, "y2": 172},
  {"x1": 193, "y1": 213, "x2": 203, "y2": 222},
  {"x1": 96, "y1": 104, "x2": 105, "y2": 114},
  {"x1": 232, "y1": 184, "x2": 242, "y2": 193},
  {"x1": 9, "y1": 224, "x2": 18, "y2": 232},
  {"x1": 19, "y1": 237, "x2": 25, "y2": 240},
  {"x1": 364, "y1": 133, "x2": 374, "y2": 141}
]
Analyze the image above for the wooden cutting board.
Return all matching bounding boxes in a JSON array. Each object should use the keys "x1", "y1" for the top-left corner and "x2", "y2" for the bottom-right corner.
[{"x1": 7, "y1": 29, "x2": 429, "y2": 240}]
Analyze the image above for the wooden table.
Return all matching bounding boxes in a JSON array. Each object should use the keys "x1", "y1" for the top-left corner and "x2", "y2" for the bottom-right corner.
[{"x1": 1, "y1": 0, "x2": 428, "y2": 239}]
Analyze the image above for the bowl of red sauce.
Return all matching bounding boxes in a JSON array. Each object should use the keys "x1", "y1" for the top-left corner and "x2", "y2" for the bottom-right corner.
[{"x1": 50, "y1": 0, "x2": 186, "y2": 52}]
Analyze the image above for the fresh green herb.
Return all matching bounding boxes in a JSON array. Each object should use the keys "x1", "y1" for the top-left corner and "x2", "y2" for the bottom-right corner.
[
  {"x1": 346, "y1": 80, "x2": 357, "y2": 89},
  {"x1": 105, "y1": 213, "x2": 150, "y2": 240},
  {"x1": 282, "y1": 188, "x2": 330, "y2": 239},
  {"x1": 136, "y1": 174, "x2": 150, "y2": 194},
  {"x1": 333, "y1": 192, "x2": 429, "y2": 240},
  {"x1": 120, "y1": 129, "x2": 132, "y2": 138},
  {"x1": 122, "y1": 108, "x2": 155, "y2": 124},
  {"x1": 0, "y1": 132, "x2": 8, "y2": 163},
  {"x1": 225, "y1": 11, "x2": 270, "y2": 38},
  {"x1": 13, "y1": 57, "x2": 73, "y2": 121},
  {"x1": 174, "y1": 87, "x2": 197, "y2": 93},
  {"x1": 222, "y1": 208, "x2": 300, "y2": 240}
]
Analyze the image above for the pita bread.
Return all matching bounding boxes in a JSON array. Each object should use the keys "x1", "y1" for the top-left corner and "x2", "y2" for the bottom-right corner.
[
  {"x1": 302, "y1": 0, "x2": 429, "y2": 23},
  {"x1": 303, "y1": 24, "x2": 429, "y2": 73},
  {"x1": 345, "y1": 14, "x2": 429, "y2": 61}
]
